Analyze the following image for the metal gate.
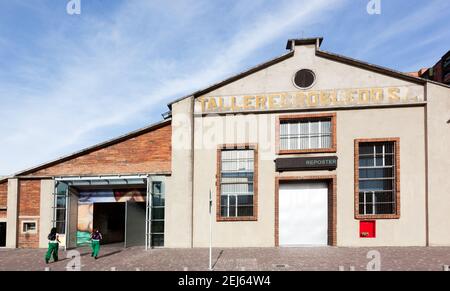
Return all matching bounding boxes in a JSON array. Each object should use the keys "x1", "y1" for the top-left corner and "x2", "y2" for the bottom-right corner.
[
  {"x1": 66, "y1": 188, "x2": 78, "y2": 249},
  {"x1": 125, "y1": 201, "x2": 146, "y2": 248},
  {"x1": 52, "y1": 181, "x2": 69, "y2": 250},
  {"x1": 145, "y1": 176, "x2": 165, "y2": 250},
  {"x1": 279, "y1": 182, "x2": 328, "y2": 246}
]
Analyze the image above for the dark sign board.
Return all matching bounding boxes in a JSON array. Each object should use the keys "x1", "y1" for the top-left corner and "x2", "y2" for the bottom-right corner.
[{"x1": 275, "y1": 156, "x2": 337, "y2": 172}]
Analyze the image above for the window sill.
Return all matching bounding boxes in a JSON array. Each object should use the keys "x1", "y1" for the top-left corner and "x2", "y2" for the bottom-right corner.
[
  {"x1": 278, "y1": 148, "x2": 336, "y2": 155},
  {"x1": 21, "y1": 232, "x2": 38, "y2": 235},
  {"x1": 217, "y1": 216, "x2": 258, "y2": 222},
  {"x1": 355, "y1": 214, "x2": 400, "y2": 220}
]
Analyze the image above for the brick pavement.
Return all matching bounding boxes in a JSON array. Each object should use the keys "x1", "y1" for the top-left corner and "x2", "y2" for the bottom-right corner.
[{"x1": 0, "y1": 246, "x2": 449, "y2": 271}]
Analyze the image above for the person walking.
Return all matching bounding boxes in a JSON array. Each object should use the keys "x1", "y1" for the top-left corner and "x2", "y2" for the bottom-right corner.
[
  {"x1": 90, "y1": 229, "x2": 102, "y2": 259},
  {"x1": 45, "y1": 227, "x2": 60, "y2": 264}
]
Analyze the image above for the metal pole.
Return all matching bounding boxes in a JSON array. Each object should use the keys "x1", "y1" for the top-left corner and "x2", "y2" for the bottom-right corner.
[
  {"x1": 124, "y1": 201, "x2": 128, "y2": 249},
  {"x1": 64, "y1": 185, "x2": 69, "y2": 251},
  {"x1": 145, "y1": 176, "x2": 150, "y2": 251},
  {"x1": 209, "y1": 189, "x2": 213, "y2": 271}
]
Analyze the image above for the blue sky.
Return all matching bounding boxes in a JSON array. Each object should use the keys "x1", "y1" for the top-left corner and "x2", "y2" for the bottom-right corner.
[{"x1": 0, "y1": 0, "x2": 449, "y2": 175}]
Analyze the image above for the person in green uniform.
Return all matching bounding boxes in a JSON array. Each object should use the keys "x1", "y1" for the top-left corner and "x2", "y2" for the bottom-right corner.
[
  {"x1": 45, "y1": 227, "x2": 60, "y2": 264},
  {"x1": 90, "y1": 229, "x2": 102, "y2": 259}
]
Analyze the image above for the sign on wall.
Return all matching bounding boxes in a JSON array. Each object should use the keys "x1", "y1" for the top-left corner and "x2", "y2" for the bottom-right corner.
[
  {"x1": 196, "y1": 86, "x2": 424, "y2": 114},
  {"x1": 275, "y1": 156, "x2": 338, "y2": 172}
]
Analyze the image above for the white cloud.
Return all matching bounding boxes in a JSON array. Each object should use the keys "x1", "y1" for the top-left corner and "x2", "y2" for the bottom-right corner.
[
  {"x1": 355, "y1": 0, "x2": 450, "y2": 59},
  {"x1": 0, "y1": 0, "x2": 346, "y2": 175}
]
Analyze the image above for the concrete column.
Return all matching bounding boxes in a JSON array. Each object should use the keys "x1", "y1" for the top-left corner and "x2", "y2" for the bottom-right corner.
[
  {"x1": 165, "y1": 97, "x2": 194, "y2": 248},
  {"x1": 39, "y1": 179, "x2": 54, "y2": 248},
  {"x1": 6, "y1": 179, "x2": 18, "y2": 248}
]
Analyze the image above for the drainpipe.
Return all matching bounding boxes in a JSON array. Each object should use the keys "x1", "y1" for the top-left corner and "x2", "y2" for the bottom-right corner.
[
  {"x1": 190, "y1": 96, "x2": 195, "y2": 248},
  {"x1": 424, "y1": 86, "x2": 430, "y2": 247}
]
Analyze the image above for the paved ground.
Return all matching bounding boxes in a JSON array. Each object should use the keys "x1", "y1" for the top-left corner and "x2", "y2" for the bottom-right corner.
[{"x1": 1, "y1": 246, "x2": 450, "y2": 271}]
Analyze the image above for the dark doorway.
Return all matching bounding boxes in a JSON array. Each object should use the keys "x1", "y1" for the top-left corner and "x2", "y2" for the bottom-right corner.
[
  {"x1": 125, "y1": 202, "x2": 146, "y2": 247},
  {"x1": 93, "y1": 203, "x2": 125, "y2": 245},
  {"x1": 0, "y1": 222, "x2": 6, "y2": 247}
]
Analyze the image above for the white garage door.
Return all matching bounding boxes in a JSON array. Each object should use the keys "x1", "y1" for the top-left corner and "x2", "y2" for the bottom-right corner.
[{"x1": 279, "y1": 182, "x2": 328, "y2": 246}]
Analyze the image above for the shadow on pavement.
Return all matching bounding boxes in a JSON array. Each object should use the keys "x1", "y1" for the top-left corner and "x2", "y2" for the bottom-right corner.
[{"x1": 212, "y1": 250, "x2": 224, "y2": 269}]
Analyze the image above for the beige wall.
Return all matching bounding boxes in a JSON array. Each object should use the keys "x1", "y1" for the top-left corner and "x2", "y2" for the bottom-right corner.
[
  {"x1": 337, "y1": 107, "x2": 426, "y2": 246},
  {"x1": 165, "y1": 97, "x2": 194, "y2": 248},
  {"x1": 168, "y1": 41, "x2": 450, "y2": 248},
  {"x1": 6, "y1": 179, "x2": 18, "y2": 248},
  {"x1": 180, "y1": 42, "x2": 429, "y2": 248},
  {"x1": 191, "y1": 106, "x2": 426, "y2": 247},
  {"x1": 426, "y1": 83, "x2": 450, "y2": 246},
  {"x1": 39, "y1": 179, "x2": 54, "y2": 248},
  {"x1": 201, "y1": 44, "x2": 424, "y2": 102}
]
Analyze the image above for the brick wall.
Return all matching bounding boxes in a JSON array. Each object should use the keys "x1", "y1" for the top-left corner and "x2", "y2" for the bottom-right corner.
[
  {"x1": 17, "y1": 180, "x2": 41, "y2": 248},
  {"x1": 28, "y1": 123, "x2": 172, "y2": 177},
  {"x1": 0, "y1": 181, "x2": 7, "y2": 219}
]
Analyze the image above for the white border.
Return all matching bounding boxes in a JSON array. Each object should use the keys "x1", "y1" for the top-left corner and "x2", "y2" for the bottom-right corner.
[{"x1": 20, "y1": 220, "x2": 38, "y2": 235}]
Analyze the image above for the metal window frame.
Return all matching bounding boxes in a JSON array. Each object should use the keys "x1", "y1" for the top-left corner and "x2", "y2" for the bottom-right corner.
[
  {"x1": 52, "y1": 183, "x2": 68, "y2": 229},
  {"x1": 220, "y1": 149, "x2": 255, "y2": 218},
  {"x1": 280, "y1": 119, "x2": 332, "y2": 151},
  {"x1": 146, "y1": 177, "x2": 166, "y2": 250},
  {"x1": 358, "y1": 142, "x2": 397, "y2": 216},
  {"x1": 21, "y1": 220, "x2": 38, "y2": 234}
]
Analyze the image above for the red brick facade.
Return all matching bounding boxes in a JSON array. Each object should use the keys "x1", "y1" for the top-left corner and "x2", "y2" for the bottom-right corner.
[
  {"x1": 0, "y1": 121, "x2": 172, "y2": 248},
  {"x1": 27, "y1": 123, "x2": 172, "y2": 177},
  {"x1": 17, "y1": 180, "x2": 41, "y2": 248},
  {"x1": 0, "y1": 181, "x2": 7, "y2": 219}
]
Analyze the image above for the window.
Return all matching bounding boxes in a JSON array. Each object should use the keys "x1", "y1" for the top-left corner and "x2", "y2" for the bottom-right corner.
[
  {"x1": 278, "y1": 113, "x2": 336, "y2": 154},
  {"x1": 293, "y1": 69, "x2": 316, "y2": 89},
  {"x1": 53, "y1": 182, "x2": 67, "y2": 234},
  {"x1": 218, "y1": 145, "x2": 257, "y2": 221},
  {"x1": 22, "y1": 221, "x2": 37, "y2": 234},
  {"x1": 151, "y1": 181, "x2": 165, "y2": 247},
  {"x1": 355, "y1": 139, "x2": 400, "y2": 219}
]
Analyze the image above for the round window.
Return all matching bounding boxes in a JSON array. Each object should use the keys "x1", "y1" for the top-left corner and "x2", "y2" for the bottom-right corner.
[{"x1": 293, "y1": 69, "x2": 316, "y2": 89}]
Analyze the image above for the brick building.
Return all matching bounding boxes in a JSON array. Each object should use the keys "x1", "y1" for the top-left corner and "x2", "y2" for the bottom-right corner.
[
  {"x1": 411, "y1": 50, "x2": 450, "y2": 86},
  {"x1": 1, "y1": 38, "x2": 450, "y2": 249}
]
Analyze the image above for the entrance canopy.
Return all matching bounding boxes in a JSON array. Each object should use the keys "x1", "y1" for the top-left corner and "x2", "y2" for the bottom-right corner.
[
  {"x1": 55, "y1": 175, "x2": 148, "y2": 187},
  {"x1": 54, "y1": 174, "x2": 160, "y2": 250}
]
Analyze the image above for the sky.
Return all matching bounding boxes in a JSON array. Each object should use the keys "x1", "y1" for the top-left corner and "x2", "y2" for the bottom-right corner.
[{"x1": 0, "y1": 0, "x2": 449, "y2": 175}]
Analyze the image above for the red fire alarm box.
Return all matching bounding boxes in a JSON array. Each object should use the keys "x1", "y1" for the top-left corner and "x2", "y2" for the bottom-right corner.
[{"x1": 360, "y1": 221, "x2": 376, "y2": 238}]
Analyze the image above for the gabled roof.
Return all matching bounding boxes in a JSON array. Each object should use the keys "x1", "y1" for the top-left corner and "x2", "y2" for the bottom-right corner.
[
  {"x1": 315, "y1": 49, "x2": 427, "y2": 85},
  {"x1": 167, "y1": 38, "x2": 449, "y2": 109},
  {"x1": 167, "y1": 50, "x2": 295, "y2": 108},
  {"x1": 9, "y1": 119, "x2": 171, "y2": 178}
]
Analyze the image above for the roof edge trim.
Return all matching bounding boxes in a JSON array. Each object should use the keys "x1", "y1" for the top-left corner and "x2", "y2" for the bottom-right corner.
[
  {"x1": 13, "y1": 119, "x2": 171, "y2": 177},
  {"x1": 315, "y1": 49, "x2": 450, "y2": 88},
  {"x1": 167, "y1": 50, "x2": 295, "y2": 108}
]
